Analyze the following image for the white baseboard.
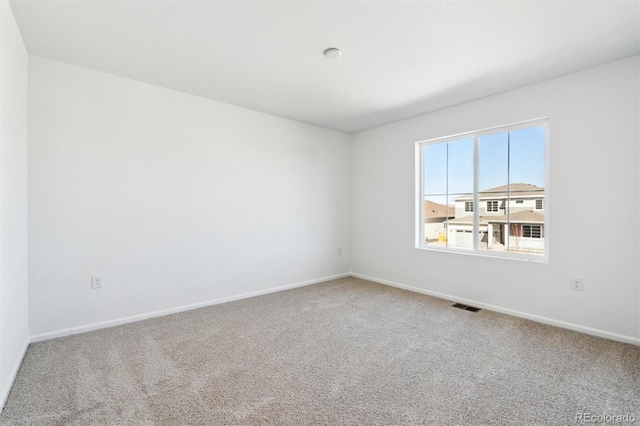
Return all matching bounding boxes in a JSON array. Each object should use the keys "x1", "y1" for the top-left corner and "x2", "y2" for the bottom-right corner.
[
  {"x1": 0, "y1": 337, "x2": 29, "y2": 412},
  {"x1": 351, "y1": 272, "x2": 640, "y2": 346},
  {"x1": 30, "y1": 272, "x2": 350, "y2": 343},
  {"x1": 29, "y1": 270, "x2": 639, "y2": 346}
]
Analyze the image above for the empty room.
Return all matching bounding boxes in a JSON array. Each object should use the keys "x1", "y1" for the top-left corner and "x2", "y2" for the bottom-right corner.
[{"x1": 1, "y1": 0, "x2": 639, "y2": 424}]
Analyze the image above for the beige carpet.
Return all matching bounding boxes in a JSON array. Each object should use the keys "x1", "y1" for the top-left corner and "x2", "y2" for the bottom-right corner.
[{"x1": 1, "y1": 277, "x2": 638, "y2": 425}]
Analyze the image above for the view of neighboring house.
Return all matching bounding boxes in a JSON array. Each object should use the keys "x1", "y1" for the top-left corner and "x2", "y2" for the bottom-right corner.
[
  {"x1": 424, "y1": 200, "x2": 455, "y2": 242},
  {"x1": 425, "y1": 183, "x2": 545, "y2": 254}
]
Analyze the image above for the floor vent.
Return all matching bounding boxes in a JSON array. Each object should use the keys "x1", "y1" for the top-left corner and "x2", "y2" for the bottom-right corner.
[{"x1": 452, "y1": 303, "x2": 481, "y2": 312}]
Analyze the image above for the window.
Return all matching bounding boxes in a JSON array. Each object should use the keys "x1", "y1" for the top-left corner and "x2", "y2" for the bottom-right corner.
[
  {"x1": 417, "y1": 118, "x2": 547, "y2": 260},
  {"x1": 522, "y1": 225, "x2": 542, "y2": 238}
]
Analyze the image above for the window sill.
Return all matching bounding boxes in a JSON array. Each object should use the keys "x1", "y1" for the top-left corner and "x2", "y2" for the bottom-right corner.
[{"x1": 415, "y1": 245, "x2": 549, "y2": 263}]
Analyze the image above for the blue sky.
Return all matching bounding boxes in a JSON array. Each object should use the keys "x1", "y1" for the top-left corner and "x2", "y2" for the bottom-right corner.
[{"x1": 424, "y1": 125, "x2": 545, "y2": 205}]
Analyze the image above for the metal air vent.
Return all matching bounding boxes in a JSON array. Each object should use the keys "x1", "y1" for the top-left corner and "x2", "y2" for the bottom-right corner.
[{"x1": 452, "y1": 303, "x2": 481, "y2": 312}]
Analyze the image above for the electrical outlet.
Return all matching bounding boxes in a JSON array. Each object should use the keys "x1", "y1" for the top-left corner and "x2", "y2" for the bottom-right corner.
[
  {"x1": 92, "y1": 275, "x2": 103, "y2": 289},
  {"x1": 570, "y1": 276, "x2": 583, "y2": 291}
]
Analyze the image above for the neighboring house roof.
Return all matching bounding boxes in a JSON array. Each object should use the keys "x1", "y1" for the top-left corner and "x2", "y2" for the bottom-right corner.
[
  {"x1": 455, "y1": 183, "x2": 544, "y2": 201},
  {"x1": 425, "y1": 200, "x2": 455, "y2": 220},
  {"x1": 447, "y1": 210, "x2": 544, "y2": 225},
  {"x1": 484, "y1": 210, "x2": 545, "y2": 224},
  {"x1": 447, "y1": 215, "x2": 474, "y2": 225}
]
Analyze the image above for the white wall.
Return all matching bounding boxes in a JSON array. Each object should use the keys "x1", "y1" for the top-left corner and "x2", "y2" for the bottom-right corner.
[
  {"x1": 351, "y1": 56, "x2": 640, "y2": 341},
  {"x1": 0, "y1": 0, "x2": 29, "y2": 409},
  {"x1": 28, "y1": 56, "x2": 350, "y2": 337}
]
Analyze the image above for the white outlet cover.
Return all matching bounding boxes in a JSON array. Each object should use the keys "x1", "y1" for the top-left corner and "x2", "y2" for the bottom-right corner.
[
  {"x1": 92, "y1": 275, "x2": 103, "y2": 289},
  {"x1": 571, "y1": 277, "x2": 583, "y2": 291}
]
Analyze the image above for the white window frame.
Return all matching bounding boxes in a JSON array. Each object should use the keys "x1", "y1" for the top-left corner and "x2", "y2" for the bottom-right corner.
[
  {"x1": 486, "y1": 200, "x2": 499, "y2": 212},
  {"x1": 464, "y1": 201, "x2": 474, "y2": 212},
  {"x1": 415, "y1": 117, "x2": 549, "y2": 262}
]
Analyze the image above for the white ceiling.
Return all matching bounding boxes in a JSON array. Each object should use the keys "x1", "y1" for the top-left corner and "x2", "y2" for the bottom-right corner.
[{"x1": 9, "y1": 0, "x2": 640, "y2": 134}]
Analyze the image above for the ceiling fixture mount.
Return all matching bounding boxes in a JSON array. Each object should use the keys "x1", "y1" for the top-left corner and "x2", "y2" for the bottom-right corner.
[{"x1": 323, "y1": 48, "x2": 342, "y2": 59}]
